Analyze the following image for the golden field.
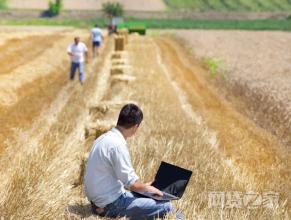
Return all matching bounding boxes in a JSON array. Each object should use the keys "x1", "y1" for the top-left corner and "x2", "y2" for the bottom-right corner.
[{"x1": 0, "y1": 27, "x2": 289, "y2": 219}]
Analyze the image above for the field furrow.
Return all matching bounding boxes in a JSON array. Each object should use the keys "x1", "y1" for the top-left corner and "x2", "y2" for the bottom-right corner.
[
  {"x1": 0, "y1": 35, "x2": 113, "y2": 219},
  {"x1": 0, "y1": 35, "x2": 62, "y2": 75},
  {"x1": 175, "y1": 30, "x2": 291, "y2": 147},
  {"x1": 0, "y1": 31, "x2": 90, "y2": 154},
  {"x1": 66, "y1": 35, "x2": 288, "y2": 219},
  {"x1": 163, "y1": 0, "x2": 291, "y2": 11},
  {"x1": 156, "y1": 38, "x2": 290, "y2": 205}
]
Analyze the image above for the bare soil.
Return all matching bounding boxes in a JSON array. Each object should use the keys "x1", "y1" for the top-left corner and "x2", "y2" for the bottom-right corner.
[{"x1": 7, "y1": 0, "x2": 166, "y2": 11}]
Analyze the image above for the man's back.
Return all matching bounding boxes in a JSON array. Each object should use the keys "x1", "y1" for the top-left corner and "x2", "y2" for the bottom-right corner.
[
  {"x1": 83, "y1": 104, "x2": 182, "y2": 219},
  {"x1": 84, "y1": 128, "x2": 138, "y2": 208},
  {"x1": 91, "y1": 27, "x2": 102, "y2": 42}
]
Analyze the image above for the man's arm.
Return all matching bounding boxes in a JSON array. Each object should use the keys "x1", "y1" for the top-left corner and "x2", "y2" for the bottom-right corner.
[
  {"x1": 85, "y1": 51, "x2": 88, "y2": 60},
  {"x1": 130, "y1": 180, "x2": 163, "y2": 196},
  {"x1": 110, "y1": 146, "x2": 161, "y2": 195},
  {"x1": 67, "y1": 45, "x2": 73, "y2": 57},
  {"x1": 90, "y1": 31, "x2": 93, "y2": 41},
  {"x1": 84, "y1": 44, "x2": 89, "y2": 62}
]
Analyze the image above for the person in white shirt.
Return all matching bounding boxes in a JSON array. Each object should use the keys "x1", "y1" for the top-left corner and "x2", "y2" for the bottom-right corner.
[
  {"x1": 67, "y1": 37, "x2": 88, "y2": 85},
  {"x1": 84, "y1": 103, "x2": 183, "y2": 219},
  {"x1": 91, "y1": 24, "x2": 104, "y2": 57}
]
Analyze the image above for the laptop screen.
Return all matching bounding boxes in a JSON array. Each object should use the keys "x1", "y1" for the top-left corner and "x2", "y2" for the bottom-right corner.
[{"x1": 151, "y1": 161, "x2": 192, "y2": 198}]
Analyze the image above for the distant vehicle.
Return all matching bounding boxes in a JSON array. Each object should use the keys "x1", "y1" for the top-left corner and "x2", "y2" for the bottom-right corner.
[{"x1": 117, "y1": 21, "x2": 147, "y2": 35}]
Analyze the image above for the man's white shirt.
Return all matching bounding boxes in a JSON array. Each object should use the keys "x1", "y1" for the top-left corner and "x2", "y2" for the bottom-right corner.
[
  {"x1": 91, "y1": 27, "x2": 103, "y2": 42},
  {"x1": 84, "y1": 128, "x2": 139, "y2": 208},
  {"x1": 67, "y1": 42, "x2": 88, "y2": 63}
]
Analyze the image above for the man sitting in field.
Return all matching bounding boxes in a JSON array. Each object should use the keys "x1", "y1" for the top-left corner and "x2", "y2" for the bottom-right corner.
[{"x1": 84, "y1": 104, "x2": 182, "y2": 219}]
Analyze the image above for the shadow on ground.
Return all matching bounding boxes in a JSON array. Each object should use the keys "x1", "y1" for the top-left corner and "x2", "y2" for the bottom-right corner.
[{"x1": 67, "y1": 203, "x2": 93, "y2": 218}]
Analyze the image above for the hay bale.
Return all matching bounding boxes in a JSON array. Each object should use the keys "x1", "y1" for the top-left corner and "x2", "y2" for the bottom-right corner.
[
  {"x1": 117, "y1": 29, "x2": 129, "y2": 44},
  {"x1": 89, "y1": 104, "x2": 109, "y2": 121},
  {"x1": 72, "y1": 153, "x2": 89, "y2": 187},
  {"x1": 112, "y1": 59, "x2": 128, "y2": 66},
  {"x1": 111, "y1": 66, "x2": 125, "y2": 75},
  {"x1": 112, "y1": 74, "x2": 136, "y2": 83},
  {"x1": 95, "y1": 100, "x2": 138, "y2": 110},
  {"x1": 89, "y1": 104, "x2": 109, "y2": 115},
  {"x1": 110, "y1": 64, "x2": 132, "y2": 75},
  {"x1": 84, "y1": 127, "x2": 98, "y2": 139},
  {"x1": 114, "y1": 36, "x2": 125, "y2": 51},
  {"x1": 111, "y1": 51, "x2": 128, "y2": 60},
  {"x1": 111, "y1": 53, "x2": 122, "y2": 59},
  {"x1": 85, "y1": 121, "x2": 115, "y2": 139}
]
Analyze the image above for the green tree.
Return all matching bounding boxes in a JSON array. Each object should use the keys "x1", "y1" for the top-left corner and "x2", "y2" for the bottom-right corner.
[
  {"x1": 0, "y1": 0, "x2": 7, "y2": 10},
  {"x1": 47, "y1": 0, "x2": 63, "y2": 17},
  {"x1": 102, "y1": 2, "x2": 124, "y2": 17}
]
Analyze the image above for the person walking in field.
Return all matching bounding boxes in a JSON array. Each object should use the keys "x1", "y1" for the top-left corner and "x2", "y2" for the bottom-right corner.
[
  {"x1": 67, "y1": 37, "x2": 88, "y2": 85},
  {"x1": 91, "y1": 24, "x2": 104, "y2": 57},
  {"x1": 84, "y1": 104, "x2": 183, "y2": 219}
]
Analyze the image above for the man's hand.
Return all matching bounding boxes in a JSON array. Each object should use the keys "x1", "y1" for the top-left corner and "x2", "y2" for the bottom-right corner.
[
  {"x1": 145, "y1": 181, "x2": 153, "y2": 186},
  {"x1": 130, "y1": 180, "x2": 163, "y2": 197},
  {"x1": 146, "y1": 185, "x2": 163, "y2": 197}
]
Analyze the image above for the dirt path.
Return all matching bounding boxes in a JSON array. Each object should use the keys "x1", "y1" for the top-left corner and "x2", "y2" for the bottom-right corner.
[{"x1": 156, "y1": 38, "x2": 290, "y2": 205}]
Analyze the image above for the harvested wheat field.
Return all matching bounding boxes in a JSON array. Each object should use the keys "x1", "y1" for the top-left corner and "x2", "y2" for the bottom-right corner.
[
  {"x1": 0, "y1": 27, "x2": 290, "y2": 219},
  {"x1": 173, "y1": 30, "x2": 291, "y2": 148}
]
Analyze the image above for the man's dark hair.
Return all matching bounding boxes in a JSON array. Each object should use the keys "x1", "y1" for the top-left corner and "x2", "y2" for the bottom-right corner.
[
  {"x1": 117, "y1": 104, "x2": 143, "y2": 129},
  {"x1": 95, "y1": 24, "x2": 99, "y2": 27}
]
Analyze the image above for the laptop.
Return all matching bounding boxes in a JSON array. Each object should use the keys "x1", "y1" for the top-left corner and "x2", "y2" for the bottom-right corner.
[{"x1": 134, "y1": 161, "x2": 192, "y2": 201}]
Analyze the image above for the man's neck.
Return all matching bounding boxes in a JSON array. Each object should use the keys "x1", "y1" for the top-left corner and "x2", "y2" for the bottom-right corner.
[{"x1": 116, "y1": 126, "x2": 128, "y2": 140}]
